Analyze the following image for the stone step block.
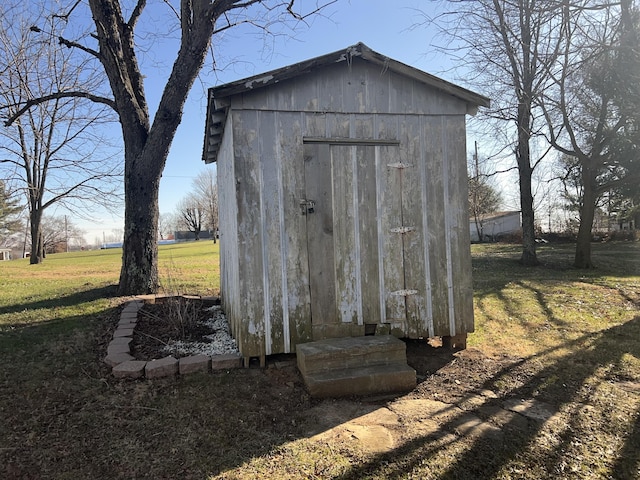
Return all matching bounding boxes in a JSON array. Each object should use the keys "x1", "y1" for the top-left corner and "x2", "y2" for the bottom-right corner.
[
  {"x1": 104, "y1": 352, "x2": 134, "y2": 367},
  {"x1": 113, "y1": 360, "x2": 147, "y2": 379},
  {"x1": 109, "y1": 336, "x2": 133, "y2": 346},
  {"x1": 145, "y1": 356, "x2": 178, "y2": 378},
  {"x1": 107, "y1": 342, "x2": 131, "y2": 355},
  {"x1": 211, "y1": 353, "x2": 242, "y2": 370},
  {"x1": 179, "y1": 354, "x2": 211, "y2": 374},
  {"x1": 303, "y1": 363, "x2": 416, "y2": 398},
  {"x1": 113, "y1": 328, "x2": 134, "y2": 338},
  {"x1": 297, "y1": 335, "x2": 408, "y2": 376}
]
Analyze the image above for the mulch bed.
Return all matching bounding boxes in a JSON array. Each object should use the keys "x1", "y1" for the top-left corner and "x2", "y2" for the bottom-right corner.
[{"x1": 132, "y1": 300, "x2": 214, "y2": 361}]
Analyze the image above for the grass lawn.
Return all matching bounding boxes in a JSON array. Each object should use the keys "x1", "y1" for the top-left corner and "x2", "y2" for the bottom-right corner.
[{"x1": 0, "y1": 240, "x2": 638, "y2": 479}]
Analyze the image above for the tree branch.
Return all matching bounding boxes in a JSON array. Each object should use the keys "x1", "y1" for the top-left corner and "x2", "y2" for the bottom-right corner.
[
  {"x1": 128, "y1": 0, "x2": 147, "y2": 29},
  {"x1": 57, "y1": 35, "x2": 101, "y2": 59},
  {"x1": 4, "y1": 92, "x2": 117, "y2": 127},
  {"x1": 287, "y1": 0, "x2": 338, "y2": 22},
  {"x1": 52, "y1": 0, "x2": 83, "y2": 22}
]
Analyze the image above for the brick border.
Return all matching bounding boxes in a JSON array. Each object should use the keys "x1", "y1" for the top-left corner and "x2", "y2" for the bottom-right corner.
[{"x1": 104, "y1": 296, "x2": 242, "y2": 379}]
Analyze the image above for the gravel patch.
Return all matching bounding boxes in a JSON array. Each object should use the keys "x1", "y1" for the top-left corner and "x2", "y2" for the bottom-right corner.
[{"x1": 161, "y1": 305, "x2": 239, "y2": 357}]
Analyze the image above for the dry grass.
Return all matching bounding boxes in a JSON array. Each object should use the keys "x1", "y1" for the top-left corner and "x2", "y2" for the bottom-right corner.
[{"x1": 0, "y1": 240, "x2": 638, "y2": 479}]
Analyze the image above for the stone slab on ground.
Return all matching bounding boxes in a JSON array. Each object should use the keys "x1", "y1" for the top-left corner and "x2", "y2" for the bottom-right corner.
[
  {"x1": 450, "y1": 412, "x2": 504, "y2": 442},
  {"x1": 113, "y1": 328, "x2": 134, "y2": 338},
  {"x1": 477, "y1": 404, "x2": 530, "y2": 431},
  {"x1": 504, "y1": 398, "x2": 557, "y2": 422},
  {"x1": 113, "y1": 360, "x2": 147, "y2": 379},
  {"x1": 109, "y1": 336, "x2": 133, "y2": 346},
  {"x1": 179, "y1": 355, "x2": 211, "y2": 374},
  {"x1": 297, "y1": 336, "x2": 408, "y2": 376},
  {"x1": 122, "y1": 304, "x2": 142, "y2": 315},
  {"x1": 304, "y1": 364, "x2": 416, "y2": 398},
  {"x1": 145, "y1": 355, "x2": 179, "y2": 378},
  {"x1": 104, "y1": 352, "x2": 135, "y2": 367},
  {"x1": 211, "y1": 353, "x2": 242, "y2": 370},
  {"x1": 107, "y1": 343, "x2": 131, "y2": 355}
]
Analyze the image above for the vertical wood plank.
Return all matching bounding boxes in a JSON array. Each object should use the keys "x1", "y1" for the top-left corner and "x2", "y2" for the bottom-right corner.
[
  {"x1": 356, "y1": 144, "x2": 382, "y2": 325},
  {"x1": 331, "y1": 145, "x2": 359, "y2": 325},
  {"x1": 258, "y1": 111, "x2": 283, "y2": 355},
  {"x1": 233, "y1": 110, "x2": 265, "y2": 357},
  {"x1": 376, "y1": 118, "x2": 406, "y2": 330},
  {"x1": 218, "y1": 112, "x2": 240, "y2": 333},
  {"x1": 281, "y1": 113, "x2": 312, "y2": 351},
  {"x1": 423, "y1": 116, "x2": 450, "y2": 336},
  {"x1": 325, "y1": 113, "x2": 350, "y2": 138},
  {"x1": 444, "y1": 116, "x2": 475, "y2": 334},
  {"x1": 304, "y1": 143, "x2": 338, "y2": 333},
  {"x1": 398, "y1": 115, "x2": 429, "y2": 338}
]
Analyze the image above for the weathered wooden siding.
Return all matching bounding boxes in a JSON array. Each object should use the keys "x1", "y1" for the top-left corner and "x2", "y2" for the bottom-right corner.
[
  {"x1": 235, "y1": 59, "x2": 468, "y2": 116},
  {"x1": 216, "y1": 58, "x2": 475, "y2": 358},
  {"x1": 217, "y1": 114, "x2": 241, "y2": 343},
  {"x1": 223, "y1": 112, "x2": 473, "y2": 356}
]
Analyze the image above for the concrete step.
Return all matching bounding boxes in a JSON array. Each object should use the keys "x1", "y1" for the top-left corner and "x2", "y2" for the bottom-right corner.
[
  {"x1": 296, "y1": 335, "x2": 408, "y2": 376},
  {"x1": 296, "y1": 335, "x2": 416, "y2": 397},
  {"x1": 303, "y1": 363, "x2": 416, "y2": 398}
]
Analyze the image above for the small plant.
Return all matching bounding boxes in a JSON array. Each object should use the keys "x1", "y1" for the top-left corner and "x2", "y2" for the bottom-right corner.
[
  {"x1": 152, "y1": 258, "x2": 203, "y2": 339},
  {"x1": 161, "y1": 295, "x2": 201, "y2": 339}
]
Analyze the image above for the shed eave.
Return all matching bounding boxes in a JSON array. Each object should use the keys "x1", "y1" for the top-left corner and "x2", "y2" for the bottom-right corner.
[
  {"x1": 202, "y1": 42, "x2": 491, "y2": 164},
  {"x1": 208, "y1": 42, "x2": 489, "y2": 108}
]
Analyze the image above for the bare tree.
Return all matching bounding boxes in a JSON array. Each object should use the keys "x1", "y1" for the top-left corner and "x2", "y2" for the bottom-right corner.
[
  {"x1": 0, "y1": 3, "x2": 121, "y2": 264},
  {"x1": 192, "y1": 169, "x2": 218, "y2": 243},
  {"x1": 468, "y1": 180, "x2": 502, "y2": 243},
  {"x1": 541, "y1": 0, "x2": 640, "y2": 267},
  {"x1": 176, "y1": 195, "x2": 204, "y2": 241},
  {"x1": 5, "y1": 0, "x2": 333, "y2": 294},
  {"x1": 39, "y1": 215, "x2": 86, "y2": 253},
  {"x1": 158, "y1": 212, "x2": 175, "y2": 240},
  {"x1": 421, "y1": 0, "x2": 568, "y2": 265}
]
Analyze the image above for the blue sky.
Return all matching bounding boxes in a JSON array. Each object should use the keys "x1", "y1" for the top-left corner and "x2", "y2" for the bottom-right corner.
[{"x1": 78, "y1": 0, "x2": 473, "y2": 244}]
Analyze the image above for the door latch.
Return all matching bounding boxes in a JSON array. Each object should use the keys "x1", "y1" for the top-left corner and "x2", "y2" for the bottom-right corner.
[{"x1": 300, "y1": 199, "x2": 316, "y2": 215}]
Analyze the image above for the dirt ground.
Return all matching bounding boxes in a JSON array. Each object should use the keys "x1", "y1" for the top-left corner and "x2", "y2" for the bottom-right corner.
[{"x1": 133, "y1": 301, "x2": 543, "y2": 451}]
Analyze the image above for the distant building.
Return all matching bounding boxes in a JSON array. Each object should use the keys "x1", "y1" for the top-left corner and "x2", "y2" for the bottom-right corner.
[
  {"x1": 0, "y1": 248, "x2": 12, "y2": 260},
  {"x1": 173, "y1": 230, "x2": 214, "y2": 241},
  {"x1": 470, "y1": 211, "x2": 521, "y2": 242}
]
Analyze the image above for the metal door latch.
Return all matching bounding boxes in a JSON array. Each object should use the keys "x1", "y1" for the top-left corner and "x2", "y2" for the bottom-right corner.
[{"x1": 300, "y1": 199, "x2": 315, "y2": 215}]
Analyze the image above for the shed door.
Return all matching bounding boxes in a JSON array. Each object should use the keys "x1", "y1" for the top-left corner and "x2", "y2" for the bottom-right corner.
[{"x1": 303, "y1": 141, "x2": 416, "y2": 339}]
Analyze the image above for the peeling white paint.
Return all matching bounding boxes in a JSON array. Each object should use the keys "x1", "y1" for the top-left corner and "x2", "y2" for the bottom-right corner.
[
  {"x1": 390, "y1": 226, "x2": 415, "y2": 234},
  {"x1": 244, "y1": 75, "x2": 274, "y2": 90},
  {"x1": 387, "y1": 162, "x2": 413, "y2": 169},
  {"x1": 336, "y1": 47, "x2": 363, "y2": 64},
  {"x1": 390, "y1": 289, "x2": 418, "y2": 297}
]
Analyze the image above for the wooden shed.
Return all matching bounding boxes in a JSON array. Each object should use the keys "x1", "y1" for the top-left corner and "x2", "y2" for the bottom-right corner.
[{"x1": 203, "y1": 43, "x2": 489, "y2": 364}]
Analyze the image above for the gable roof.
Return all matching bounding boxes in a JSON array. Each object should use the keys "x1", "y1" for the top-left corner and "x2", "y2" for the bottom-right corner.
[{"x1": 203, "y1": 42, "x2": 490, "y2": 163}]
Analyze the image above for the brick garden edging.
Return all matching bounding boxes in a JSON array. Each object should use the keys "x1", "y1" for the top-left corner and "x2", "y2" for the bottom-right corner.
[{"x1": 104, "y1": 296, "x2": 242, "y2": 379}]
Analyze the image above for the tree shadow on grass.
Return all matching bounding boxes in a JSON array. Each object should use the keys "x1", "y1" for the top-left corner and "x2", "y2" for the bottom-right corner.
[
  {"x1": 0, "y1": 284, "x2": 118, "y2": 316},
  {"x1": 333, "y1": 316, "x2": 640, "y2": 479}
]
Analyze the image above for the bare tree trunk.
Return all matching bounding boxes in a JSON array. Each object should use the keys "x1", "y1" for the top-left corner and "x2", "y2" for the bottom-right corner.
[
  {"x1": 516, "y1": 103, "x2": 539, "y2": 266},
  {"x1": 29, "y1": 210, "x2": 43, "y2": 264},
  {"x1": 574, "y1": 165, "x2": 597, "y2": 268},
  {"x1": 118, "y1": 154, "x2": 161, "y2": 294}
]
